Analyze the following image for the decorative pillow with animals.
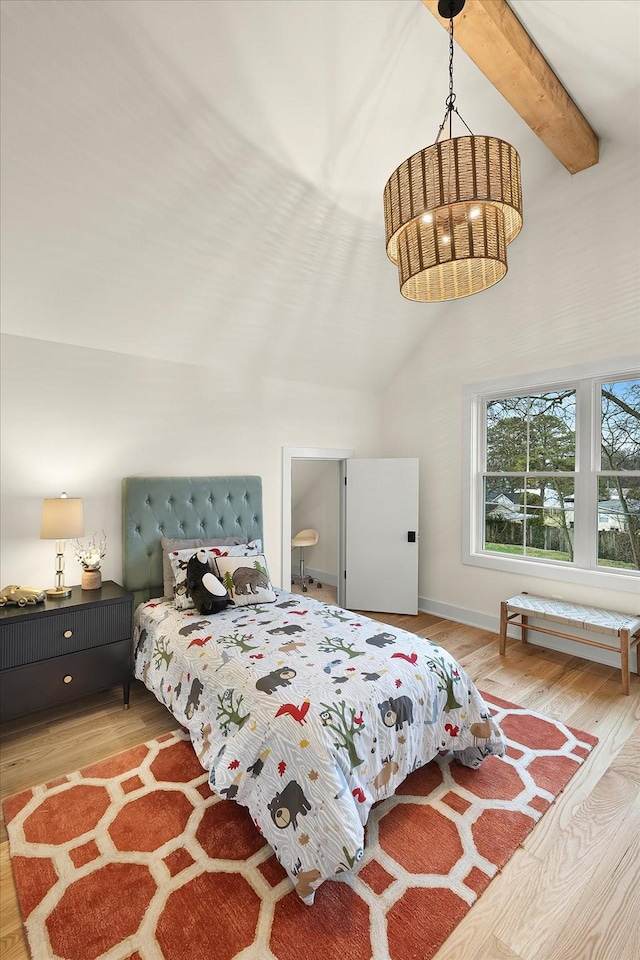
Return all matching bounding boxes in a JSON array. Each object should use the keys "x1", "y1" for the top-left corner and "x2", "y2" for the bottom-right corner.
[
  {"x1": 160, "y1": 536, "x2": 246, "y2": 598},
  {"x1": 169, "y1": 541, "x2": 262, "y2": 610},
  {"x1": 214, "y1": 554, "x2": 276, "y2": 606}
]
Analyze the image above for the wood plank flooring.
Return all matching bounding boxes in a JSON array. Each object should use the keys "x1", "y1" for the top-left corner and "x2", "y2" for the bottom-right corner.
[{"x1": 1, "y1": 612, "x2": 638, "y2": 960}]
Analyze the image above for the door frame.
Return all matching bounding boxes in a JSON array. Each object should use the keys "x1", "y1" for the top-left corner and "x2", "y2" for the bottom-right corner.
[{"x1": 282, "y1": 446, "x2": 354, "y2": 605}]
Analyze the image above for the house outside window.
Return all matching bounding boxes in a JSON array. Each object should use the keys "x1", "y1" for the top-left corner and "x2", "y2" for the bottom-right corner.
[{"x1": 463, "y1": 361, "x2": 640, "y2": 594}]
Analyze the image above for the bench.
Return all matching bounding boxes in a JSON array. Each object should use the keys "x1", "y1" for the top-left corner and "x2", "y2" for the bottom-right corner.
[{"x1": 500, "y1": 593, "x2": 640, "y2": 695}]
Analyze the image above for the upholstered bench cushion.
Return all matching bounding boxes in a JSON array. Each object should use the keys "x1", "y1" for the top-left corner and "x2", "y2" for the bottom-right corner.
[{"x1": 505, "y1": 594, "x2": 640, "y2": 639}]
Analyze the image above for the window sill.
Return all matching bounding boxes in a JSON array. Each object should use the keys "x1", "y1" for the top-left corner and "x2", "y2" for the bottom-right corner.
[{"x1": 463, "y1": 549, "x2": 640, "y2": 595}]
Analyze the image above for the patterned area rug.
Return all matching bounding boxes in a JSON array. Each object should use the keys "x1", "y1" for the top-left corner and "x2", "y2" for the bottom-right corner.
[{"x1": 4, "y1": 693, "x2": 597, "y2": 960}]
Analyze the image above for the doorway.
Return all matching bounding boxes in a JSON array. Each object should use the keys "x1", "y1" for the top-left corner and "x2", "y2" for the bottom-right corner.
[
  {"x1": 282, "y1": 448, "x2": 420, "y2": 614},
  {"x1": 282, "y1": 446, "x2": 353, "y2": 606}
]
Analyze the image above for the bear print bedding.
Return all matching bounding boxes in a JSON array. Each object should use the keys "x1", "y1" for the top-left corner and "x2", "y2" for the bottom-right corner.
[{"x1": 133, "y1": 590, "x2": 505, "y2": 904}]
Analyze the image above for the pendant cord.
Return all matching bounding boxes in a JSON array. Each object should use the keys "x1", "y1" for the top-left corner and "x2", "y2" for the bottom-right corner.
[
  {"x1": 448, "y1": 9, "x2": 454, "y2": 138},
  {"x1": 434, "y1": 3, "x2": 474, "y2": 144}
]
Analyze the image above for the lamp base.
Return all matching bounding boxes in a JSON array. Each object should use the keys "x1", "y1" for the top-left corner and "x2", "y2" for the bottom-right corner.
[{"x1": 45, "y1": 586, "x2": 72, "y2": 599}]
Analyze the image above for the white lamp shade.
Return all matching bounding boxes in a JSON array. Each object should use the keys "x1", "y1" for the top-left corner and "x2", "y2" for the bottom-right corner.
[{"x1": 40, "y1": 497, "x2": 84, "y2": 540}]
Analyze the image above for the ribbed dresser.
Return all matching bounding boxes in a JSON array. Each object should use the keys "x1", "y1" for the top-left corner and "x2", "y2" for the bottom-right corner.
[{"x1": 0, "y1": 580, "x2": 133, "y2": 722}]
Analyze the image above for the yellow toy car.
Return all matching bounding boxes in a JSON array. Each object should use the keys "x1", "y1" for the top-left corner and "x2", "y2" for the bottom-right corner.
[{"x1": 0, "y1": 584, "x2": 46, "y2": 607}]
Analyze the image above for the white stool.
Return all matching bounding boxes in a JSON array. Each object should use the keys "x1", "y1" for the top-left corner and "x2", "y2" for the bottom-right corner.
[{"x1": 291, "y1": 529, "x2": 320, "y2": 592}]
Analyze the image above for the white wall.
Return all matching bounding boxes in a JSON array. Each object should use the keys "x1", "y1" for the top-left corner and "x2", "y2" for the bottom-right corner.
[
  {"x1": 0, "y1": 334, "x2": 381, "y2": 592},
  {"x1": 380, "y1": 141, "x2": 640, "y2": 664},
  {"x1": 291, "y1": 459, "x2": 341, "y2": 583}
]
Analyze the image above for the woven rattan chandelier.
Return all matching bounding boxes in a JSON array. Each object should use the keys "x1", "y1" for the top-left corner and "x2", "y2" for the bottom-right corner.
[{"x1": 384, "y1": 0, "x2": 523, "y2": 302}]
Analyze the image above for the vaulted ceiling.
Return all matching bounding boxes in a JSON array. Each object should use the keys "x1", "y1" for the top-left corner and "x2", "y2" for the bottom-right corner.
[{"x1": 1, "y1": 0, "x2": 638, "y2": 391}]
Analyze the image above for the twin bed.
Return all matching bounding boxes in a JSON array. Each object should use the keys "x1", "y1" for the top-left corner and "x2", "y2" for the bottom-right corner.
[{"x1": 123, "y1": 475, "x2": 505, "y2": 904}]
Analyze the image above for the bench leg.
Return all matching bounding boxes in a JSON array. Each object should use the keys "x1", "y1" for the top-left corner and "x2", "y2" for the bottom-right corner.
[
  {"x1": 620, "y1": 629, "x2": 630, "y2": 696},
  {"x1": 499, "y1": 601, "x2": 508, "y2": 656},
  {"x1": 522, "y1": 614, "x2": 529, "y2": 644}
]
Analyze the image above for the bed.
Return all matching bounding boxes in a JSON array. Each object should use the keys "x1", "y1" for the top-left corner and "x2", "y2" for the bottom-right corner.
[{"x1": 123, "y1": 475, "x2": 505, "y2": 904}]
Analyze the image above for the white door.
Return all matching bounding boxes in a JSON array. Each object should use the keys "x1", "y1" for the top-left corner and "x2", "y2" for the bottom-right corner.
[{"x1": 344, "y1": 458, "x2": 419, "y2": 614}]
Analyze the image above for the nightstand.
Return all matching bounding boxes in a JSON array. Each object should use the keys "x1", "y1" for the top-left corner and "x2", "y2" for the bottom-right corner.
[{"x1": 0, "y1": 581, "x2": 133, "y2": 722}]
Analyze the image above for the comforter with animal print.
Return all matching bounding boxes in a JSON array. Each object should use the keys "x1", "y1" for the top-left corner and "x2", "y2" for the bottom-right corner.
[{"x1": 133, "y1": 590, "x2": 505, "y2": 903}]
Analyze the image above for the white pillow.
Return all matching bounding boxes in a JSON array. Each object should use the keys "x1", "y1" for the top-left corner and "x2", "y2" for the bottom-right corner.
[
  {"x1": 214, "y1": 554, "x2": 276, "y2": 606},
  {"x1": 169, "y1": 540, "x2": 262, "y2": 610}
]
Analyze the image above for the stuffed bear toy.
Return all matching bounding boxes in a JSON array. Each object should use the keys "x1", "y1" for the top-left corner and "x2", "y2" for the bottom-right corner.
[{"x1": 186, "y1": 550, "x2": 230, "y2": 615}]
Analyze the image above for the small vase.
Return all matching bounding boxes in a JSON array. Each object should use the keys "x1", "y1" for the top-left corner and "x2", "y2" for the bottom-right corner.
[{"x1": 82, "y1": 568, "x2": 102, "y2": 590}]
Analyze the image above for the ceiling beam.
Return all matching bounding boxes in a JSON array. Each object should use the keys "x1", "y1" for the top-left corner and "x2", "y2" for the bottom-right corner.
[{"x1": 422, "y1": 0, "x2": 599, "y2": 174}]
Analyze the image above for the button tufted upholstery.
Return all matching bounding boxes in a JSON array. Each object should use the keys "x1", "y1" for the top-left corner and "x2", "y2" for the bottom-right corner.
[{"x1": 122, "y1": 476, "x2": 263, "y2": 607}]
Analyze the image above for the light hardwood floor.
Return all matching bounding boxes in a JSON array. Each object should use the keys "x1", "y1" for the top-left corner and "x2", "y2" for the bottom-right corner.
[{"x1": 1, "y1": 612, "x2": 638, "y2": 960}]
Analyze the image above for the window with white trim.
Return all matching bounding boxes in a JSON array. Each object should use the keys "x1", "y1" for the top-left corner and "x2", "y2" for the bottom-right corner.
[{"x1": 464, "y1": 363, "x2": 640, "y2": 593}]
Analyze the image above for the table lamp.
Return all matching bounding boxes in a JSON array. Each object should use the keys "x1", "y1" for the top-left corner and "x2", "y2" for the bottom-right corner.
[{"x1": 40, "y1": 493, "x2": 84, "y2": 598}]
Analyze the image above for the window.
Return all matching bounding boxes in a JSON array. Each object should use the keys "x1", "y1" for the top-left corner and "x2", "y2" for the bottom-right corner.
[
  {"x1": 599, "y1": 379, "x2": 640, "y2": 569},
  {"x1": 464, "y1": 362, "x2": 640, "y2": 593}
]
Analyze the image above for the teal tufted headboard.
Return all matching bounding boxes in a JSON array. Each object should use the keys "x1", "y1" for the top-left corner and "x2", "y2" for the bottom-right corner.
[{"x1": 122, "y1": 476, "x2": 263, "y2": 608}]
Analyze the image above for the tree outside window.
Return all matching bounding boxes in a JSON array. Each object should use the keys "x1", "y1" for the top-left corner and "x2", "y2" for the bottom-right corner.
[
  {"x1": 599, "y1": 379, "x2": 640, "y2": 570},
  {"x1": 484, "y1": 390, "x2": 576, "y2": 563},
  {"x1": 480, "y1": 377, "x2": 640, "y2": 573}
]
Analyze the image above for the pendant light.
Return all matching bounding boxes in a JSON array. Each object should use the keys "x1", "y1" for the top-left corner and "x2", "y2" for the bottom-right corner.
[{"x1": 383, "y1": 0, "x2": 523, "y2": 302}]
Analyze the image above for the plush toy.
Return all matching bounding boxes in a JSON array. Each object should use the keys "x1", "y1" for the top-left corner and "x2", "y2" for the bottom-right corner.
[{"x1": 186, "y1": 550, "x2": 230, "y2": 615}]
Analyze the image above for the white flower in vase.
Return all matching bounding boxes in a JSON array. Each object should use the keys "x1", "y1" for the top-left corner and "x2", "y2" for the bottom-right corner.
[
  {"x1": 82, "y1": 550, "x2": 103, "y2": 571},
  {"x1": 72, "y1": 533, "x2": 107, "y2": 572}
]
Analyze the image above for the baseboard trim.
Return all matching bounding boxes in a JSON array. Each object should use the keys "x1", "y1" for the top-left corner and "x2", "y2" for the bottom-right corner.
[
  {"x1": 291, "y1": 568, "x2": 337, "y2": 588},
  {"x1": 418, "y1": 596, "x2": 636, "y2": 672},
  {"x1": 419, "y1": 597, "x2": 497, "y2": 634}
]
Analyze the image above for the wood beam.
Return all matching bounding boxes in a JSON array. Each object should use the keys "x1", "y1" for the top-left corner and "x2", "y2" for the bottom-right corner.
[{"x1": 422, "y1": 0, "x2": 599, "y2": 174}]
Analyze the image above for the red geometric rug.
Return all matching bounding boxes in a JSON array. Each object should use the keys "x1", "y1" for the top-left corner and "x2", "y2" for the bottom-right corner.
[{"x1": 4, "y1": 693, "x2": 597, "y2": 960}]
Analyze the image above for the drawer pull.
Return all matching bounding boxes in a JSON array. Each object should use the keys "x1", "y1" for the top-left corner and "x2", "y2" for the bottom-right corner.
[
  {"x1": 63, "y1": 630, "x2": 73, "y2": 639},
  {"x1": 63, "y1": 675, "x2": 73, "y2": 684}
]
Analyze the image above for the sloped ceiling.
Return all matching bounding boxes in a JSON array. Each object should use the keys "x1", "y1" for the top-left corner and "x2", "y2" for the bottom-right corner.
[{"x1": 1, "y1": 0, "x2": 638, "y2": 391}]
